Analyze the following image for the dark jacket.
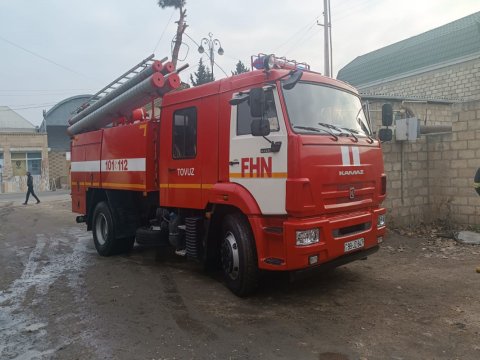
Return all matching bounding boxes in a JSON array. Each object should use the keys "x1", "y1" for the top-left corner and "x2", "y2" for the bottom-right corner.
[{"x1": 27, "y1": 174, "x2": 33, "y2": 188}]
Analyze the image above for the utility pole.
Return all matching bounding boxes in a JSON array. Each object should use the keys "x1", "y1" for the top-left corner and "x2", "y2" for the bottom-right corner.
[{"x1": 318, "y1": 0, "x2": 332, "y2": 77}]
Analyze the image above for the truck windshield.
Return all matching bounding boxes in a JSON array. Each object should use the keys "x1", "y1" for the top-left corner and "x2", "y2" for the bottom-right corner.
[{"x1": 283, "y1": 82, "x2": 372, "y2": 137}]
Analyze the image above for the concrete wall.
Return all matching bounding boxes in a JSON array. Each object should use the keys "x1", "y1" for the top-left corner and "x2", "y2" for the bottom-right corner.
[
  {"x1": 0, "y1": 132, "x2": 49, "y2": 193},
  {"x1": 360, "y1": 57, "x2": 480, "y2": 102}
]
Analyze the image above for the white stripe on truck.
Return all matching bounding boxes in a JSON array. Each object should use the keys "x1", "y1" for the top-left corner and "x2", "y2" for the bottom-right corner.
[{"x1": 71, "y1": 158, "x2": 146, "y2": 172}]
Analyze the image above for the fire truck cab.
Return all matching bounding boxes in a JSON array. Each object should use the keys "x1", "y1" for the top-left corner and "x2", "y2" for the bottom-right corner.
[{"x1": 70, "y1": 54, "x2": 390, "y2": 296}]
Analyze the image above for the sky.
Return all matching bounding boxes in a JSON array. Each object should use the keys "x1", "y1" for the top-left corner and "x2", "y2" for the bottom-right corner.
[{"x1": 0, "y1": 0, "x2": 478, "y2": 126}]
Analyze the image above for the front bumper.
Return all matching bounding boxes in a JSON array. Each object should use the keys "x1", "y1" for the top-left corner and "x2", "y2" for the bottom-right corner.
[{"x1": 251, "y1": 208, "x2": 386, "y2": 271}]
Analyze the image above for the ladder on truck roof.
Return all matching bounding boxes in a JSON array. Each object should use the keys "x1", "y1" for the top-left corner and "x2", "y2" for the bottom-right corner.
[{"x1": 73, "y1": 54, "x2": 165, "y2": 115}]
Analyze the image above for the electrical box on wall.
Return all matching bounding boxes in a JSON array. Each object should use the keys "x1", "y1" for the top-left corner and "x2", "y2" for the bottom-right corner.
[{"x1": 395, "y1": 117, "x2": 419, "y2": 141}]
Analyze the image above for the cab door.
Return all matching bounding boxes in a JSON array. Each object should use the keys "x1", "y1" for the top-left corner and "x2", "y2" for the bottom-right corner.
[
  {"x1": 162, "y1": 104, "x2": 203, "y2": 209},
  {"x1": 228, "y1": 87, "x2": 288, "y2": 215}
]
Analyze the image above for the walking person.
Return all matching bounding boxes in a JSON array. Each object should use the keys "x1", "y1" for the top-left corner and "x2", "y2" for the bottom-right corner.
[{"x1": 23, "y1": 171, "x2": 40, "y2": 205}]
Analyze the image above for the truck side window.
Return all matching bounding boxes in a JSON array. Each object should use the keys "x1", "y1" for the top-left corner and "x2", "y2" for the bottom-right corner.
[
  {"x1": 236, "y1": 89, "x2": 280, "y2": 136},
  {"x1": 172, "y1": 107, "x2": 197, "y2": 159}
]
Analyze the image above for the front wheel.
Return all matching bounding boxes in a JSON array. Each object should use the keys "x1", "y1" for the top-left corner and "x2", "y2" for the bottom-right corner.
[
  {"x1": 92, "y1": 201, "x2": 132, "y2": 256},
  {"x1": 220, "y1": 213, "x2": 259, "y2": 297}
]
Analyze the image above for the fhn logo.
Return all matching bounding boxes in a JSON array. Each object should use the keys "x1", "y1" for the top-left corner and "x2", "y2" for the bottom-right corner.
[
  {"x1": 341, "y1": 146, "x2": 361, "y2": 166},
  {"x1": 241, "y1": 157, "x2": 272, "y2": 178}
]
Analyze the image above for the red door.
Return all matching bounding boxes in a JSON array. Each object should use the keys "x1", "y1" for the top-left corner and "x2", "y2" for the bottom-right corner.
[{"x1": 160, "y1": 103, "x2": 203, "y2": 209}]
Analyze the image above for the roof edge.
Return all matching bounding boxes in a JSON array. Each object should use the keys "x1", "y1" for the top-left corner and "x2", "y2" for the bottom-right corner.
[
  {"x1": 44, "y1": 94, "x2": 93, "y2": 118},
  {"x1": 360, "y1": 93, "x2": 461, "y2": 104},
  {"x1": 355, "y1": 52, "x2": 480, "y2": 90}
]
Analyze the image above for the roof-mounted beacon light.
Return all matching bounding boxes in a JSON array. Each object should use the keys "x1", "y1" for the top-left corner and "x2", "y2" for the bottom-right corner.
[
  {"x1": 251, "y1": 53, "x2": 310, "y2": 72},
  {"x1": 252, "y1": 54, "x2": 275, "y2": 71}
]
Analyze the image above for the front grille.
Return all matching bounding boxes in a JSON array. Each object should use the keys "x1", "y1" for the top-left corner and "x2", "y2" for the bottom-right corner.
[{"x1": 322, "y1": 181, "x2": 375, "y2": 211}]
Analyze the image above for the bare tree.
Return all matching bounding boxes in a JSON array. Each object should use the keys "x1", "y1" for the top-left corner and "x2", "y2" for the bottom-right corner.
[{"x1": 157, "y1": 0, "x2": 187, "y2": 68}]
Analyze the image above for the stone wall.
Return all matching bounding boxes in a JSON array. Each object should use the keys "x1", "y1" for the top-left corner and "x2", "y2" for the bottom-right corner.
[
  {"x1": 381, "y1": 139, "x2": 430, "y2": 226},
  {"x1": 360, "y1": 57, "x2": 480, "y2": 102},
  {"x1": 48, "y1": 150, "x2": 70, "y2": 189},
  {"x1": 367, "y1": 101, "x2": 454, "y2": 131},
  {"x1": 427, "y1": 101, "x2": 480, "y2": 225},
  {"x1": 373, "y1": 100, "x2": 480, "y2": 227}
]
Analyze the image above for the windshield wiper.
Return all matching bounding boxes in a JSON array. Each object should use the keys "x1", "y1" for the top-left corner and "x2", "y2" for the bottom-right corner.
[
  {"x1": 318, "y1": 122, "x2": 360, "y2": 141},
  {"x1": 318, "y1": 122, "x2": 343, "y2": 133},
  {"x1": 293, "y1": 125, "x2": 338, "y2": 141},
  {"x1": 339, "y1": 127, "x2": 359, "y2": 142}
]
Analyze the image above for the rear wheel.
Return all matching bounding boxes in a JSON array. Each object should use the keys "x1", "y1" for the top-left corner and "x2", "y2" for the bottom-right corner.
[
  {"x1": 92, "y1": 201, "x2": 132, "y2": 256},
  {"x1": 220, "y1": 213, "x2": 259, "y2": 297}
]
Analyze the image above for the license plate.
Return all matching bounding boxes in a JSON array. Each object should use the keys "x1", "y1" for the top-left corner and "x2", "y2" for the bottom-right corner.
[{"x1": 344, "y1": 238, "x2": 364, "y2": 253}]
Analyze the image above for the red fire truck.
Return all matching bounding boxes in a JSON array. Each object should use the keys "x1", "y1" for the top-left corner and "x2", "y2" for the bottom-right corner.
[{"x1": 69, "y1": 54, "x2": 392, "y2": 296}]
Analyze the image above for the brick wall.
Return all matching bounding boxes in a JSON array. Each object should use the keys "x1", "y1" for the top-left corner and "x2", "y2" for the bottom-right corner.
[{"x1": 360, "y1": 58, "x2": 480, "y2": 102}]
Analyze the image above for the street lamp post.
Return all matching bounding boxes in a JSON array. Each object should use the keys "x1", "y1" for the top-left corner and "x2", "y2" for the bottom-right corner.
[{"x1": 197, "y1": 32, "x2": 224, "y2": 78}]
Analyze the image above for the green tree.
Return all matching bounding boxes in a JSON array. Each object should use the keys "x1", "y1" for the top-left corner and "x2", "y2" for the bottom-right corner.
[
  {"x1": 157, "y1": 0, "x2": 187, "y2": 68},
  {"x1": 232, "y1": 60, "x2": 249, "y2": 75},
  {"x1": 190, "y1": 58, "x2": 214, "y2": 86}
]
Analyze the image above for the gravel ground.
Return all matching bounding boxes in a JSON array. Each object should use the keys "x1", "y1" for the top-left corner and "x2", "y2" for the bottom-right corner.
[{"x1": 0, "y1": 194, "x2": 479, "y2": 359}]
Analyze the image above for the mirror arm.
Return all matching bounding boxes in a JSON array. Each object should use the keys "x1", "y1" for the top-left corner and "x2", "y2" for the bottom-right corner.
[{"x1": 262, "y1": 136, "x2": 282, "y2": 153}]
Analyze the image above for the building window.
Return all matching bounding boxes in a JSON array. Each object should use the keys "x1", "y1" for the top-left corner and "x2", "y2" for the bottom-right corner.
[
  {"x1": 237, "y1": 88, "x2": 280, "y2": 136},
  {"x1": 11, "y1": 152, "x2": 42, "y2": 176},
  {"x1": 0, "y1": 153, "x2": 3, "y2": 174},
  {"x1": 172, "y1": 107, "x2": 197, "y2": 159}
]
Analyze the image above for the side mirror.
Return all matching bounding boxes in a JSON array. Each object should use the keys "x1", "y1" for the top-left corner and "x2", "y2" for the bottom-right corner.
[
  {"x1": 251, "y1": 119, "x2": 270, "y2": 137},
  {"x1": 378, "y1": 128, "x2": 392, "y2": 142},
  {"x1": 249, "y1": 88, "x2": 265, "y2": 117},
  {"x1": 382, "y1": 103, "x2": 393, "y2": 126},
  {"x1": 282, "y1": 70, "x2": 303, "y2": 90},
  {"x1": 229, "y1": 93, "x2": 249, "y2": 106}
]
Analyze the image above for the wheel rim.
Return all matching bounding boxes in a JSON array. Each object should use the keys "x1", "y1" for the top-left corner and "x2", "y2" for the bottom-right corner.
[
  {"x1": 221, "y1": 231, "x2": 240, "y2": 280},
  {"x1": 95, "y1": 213, "x2": 108, "y2": 246}
]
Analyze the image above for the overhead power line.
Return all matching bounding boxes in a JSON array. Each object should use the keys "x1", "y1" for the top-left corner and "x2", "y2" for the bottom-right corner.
[
  {"x1": 0, "y1": 102, "x2": 58, "y2": 111},
  {"x1": 152, "y1": 8, "x2": 176, "y2": 54},
  {"x1": 273, "y1": 16, "x2": 320, "y2": 53},
  {"x1": 283, "y1": 22, "x2": 319, "y2": 56},
  {"x1": 333, "y1": 0, "x2": 377, "y2": 21},
  {"x1": 0, "y1": 88, "x2": 93, "y2": 92},
  {"x1": 0, "y1": 35, "x2": 91, "y2": 79}
]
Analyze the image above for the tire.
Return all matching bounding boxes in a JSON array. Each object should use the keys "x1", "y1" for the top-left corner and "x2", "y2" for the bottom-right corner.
[
  {"x1": 135, "y1": 226, "x2": 169, "y2": 247},
  {"x1": 220, "y1": 213, "x2": 259, "y2": 297},
  {"x1": 92, "y1": 201, "x2": 129, "y2": 256}
]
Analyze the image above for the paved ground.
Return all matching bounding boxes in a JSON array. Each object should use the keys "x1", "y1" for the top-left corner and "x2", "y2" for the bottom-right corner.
[{"x1": 0, "y1": 193, "x2": 479, "y2": 359}]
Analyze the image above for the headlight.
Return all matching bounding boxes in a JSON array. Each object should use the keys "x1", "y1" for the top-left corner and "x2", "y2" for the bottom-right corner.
[
  {"x1": 377, "y1": 214, "x2": 386, "y2": 228},
  {"x1": 296, "y1": 228, "x2": 320, "y2": 246}
]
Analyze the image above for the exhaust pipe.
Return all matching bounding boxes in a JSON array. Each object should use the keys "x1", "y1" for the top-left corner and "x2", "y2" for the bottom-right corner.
[{"x1": 76, "y1": 215, "x2": 86, "y2": 223}]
